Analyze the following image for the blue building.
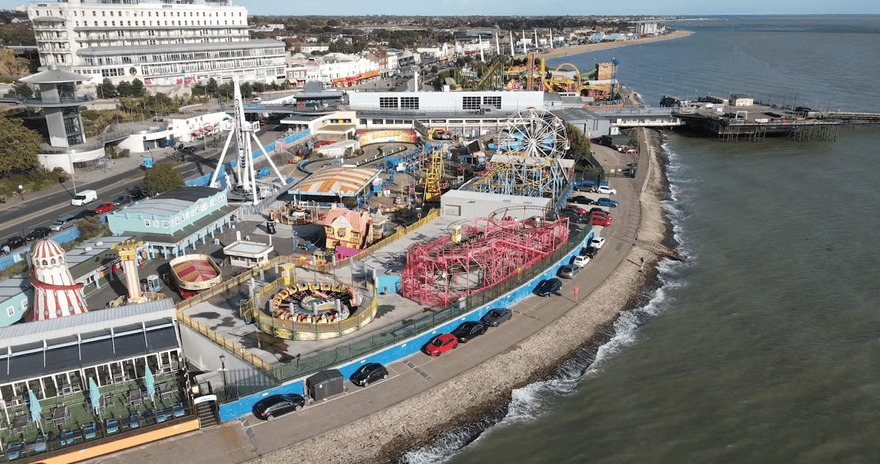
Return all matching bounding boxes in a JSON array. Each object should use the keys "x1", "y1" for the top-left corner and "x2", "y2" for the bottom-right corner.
[{"x1": 107, "y1": 186, "x2": 240, "y2": 259}]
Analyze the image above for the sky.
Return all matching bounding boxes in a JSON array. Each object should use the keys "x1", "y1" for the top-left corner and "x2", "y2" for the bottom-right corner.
[{"x1": 2, "y1": 0, "x2": 878, "y2": 17}]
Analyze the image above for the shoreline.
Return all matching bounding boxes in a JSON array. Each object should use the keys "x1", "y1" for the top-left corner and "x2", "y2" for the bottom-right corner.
[
  {"x1": 521, "y1": 29, "x2": 693, "y2": 61},
  {"x1": 254, "y1": 127, "x2": 672, "y2": 464}
]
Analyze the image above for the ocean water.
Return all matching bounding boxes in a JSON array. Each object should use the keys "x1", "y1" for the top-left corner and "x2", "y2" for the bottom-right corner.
[{"x1": 399, "y1": 16, "x2": 880, "y2": 464}]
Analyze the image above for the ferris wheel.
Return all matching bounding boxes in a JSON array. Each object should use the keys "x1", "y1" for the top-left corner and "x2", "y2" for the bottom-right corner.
[{"x1": 497, "y1": 108, "x2": 569, "y2": 159}]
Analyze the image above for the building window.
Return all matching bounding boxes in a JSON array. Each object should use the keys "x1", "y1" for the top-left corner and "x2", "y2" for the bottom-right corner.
[
  {"x1": 400, "y1": 97, "x2": 419, "y2": 110},
  {"x1": 152, "y1": 219, "x2": 159, "y2": 227},
  {"x1": 483, "y1": 96, "x2": 502, "y2": 109},
  {"x1": 185, "y1": 211, "x2": 190, "y2": 219},
  {"x1": 144, "y1": 219, "x2": 151, "y2": 227},
  {"x1": 162, "y1": 220, "x2": 169, "y2": 228},
  {"x1": 6, "y1": 306, "x2": 14, "y2": 317},
  {"x1": 462, "y1": 96, "x2": 481, "y2": 110},
  {"x1": 379, "y1": 97, "x2": 398, "y2": 109}
]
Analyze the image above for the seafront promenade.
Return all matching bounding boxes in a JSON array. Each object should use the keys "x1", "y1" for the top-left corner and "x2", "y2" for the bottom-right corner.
[{"x1": 83, "y1": 125, "x2": 669, "y2": 464}]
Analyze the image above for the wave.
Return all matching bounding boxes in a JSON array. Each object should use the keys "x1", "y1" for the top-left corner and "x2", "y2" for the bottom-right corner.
[{"x1": 397, "y1": 137, "x2": 693, "y2": 464}]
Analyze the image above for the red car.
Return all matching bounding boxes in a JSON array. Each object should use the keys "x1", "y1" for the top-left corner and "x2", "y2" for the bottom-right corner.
[
  {"x1": 564, "y1": 205, "x2": 588, "y2": 215},
  {"x1": 623, "y1": 147, "x2": 639, "y2": 154},
  {"x1": 593, "y1": 215, "x2": 612, "y2": 226},
  {"x1": 591, "y1": 211, "x2": 612, "y2": 221},
  {"x1": 95, "y1": 202, "x2": 115, "y2": 214},
  {"x1": 424, "y1": 334, "x2": 458, "y2": 356}
]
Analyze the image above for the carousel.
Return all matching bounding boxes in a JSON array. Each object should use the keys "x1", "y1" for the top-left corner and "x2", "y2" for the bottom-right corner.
[{"x1": 261, "y1": 281, "x2": 365, "y2": 340}]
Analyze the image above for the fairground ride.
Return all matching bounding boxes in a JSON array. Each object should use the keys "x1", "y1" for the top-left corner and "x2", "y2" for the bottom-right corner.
[
  {"x1": 401, "y1": 206, "x2": 569, "y2": 307},
  {"x1": 472, "y1": 108, "x2": 571, "y2": 201}
]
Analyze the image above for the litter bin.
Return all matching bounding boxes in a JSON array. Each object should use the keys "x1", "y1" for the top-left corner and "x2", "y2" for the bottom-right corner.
[{"x1": 266, "y1": 221, "x2": 276, "y2": 234}]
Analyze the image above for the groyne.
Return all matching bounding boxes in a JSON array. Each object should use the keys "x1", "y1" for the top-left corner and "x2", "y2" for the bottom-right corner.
[{"x1": 253, "y1": 126, "x2": 671, "y2": 464}]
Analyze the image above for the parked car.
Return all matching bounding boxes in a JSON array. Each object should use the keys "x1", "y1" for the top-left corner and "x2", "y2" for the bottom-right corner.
[
  {"x1": 570, "y1": 196, "x2": 594, "y2": 205},
  {"x1": 451, "y1": 321, "x2": 489, "y2": 343},
  {"x1": 590, "y1": 237, "x2": 606, "y2": 248},
  {"x1": 129, "y1": 186, "x2": 145, "y2": 199},
  {"x1": 571, "y1": 255, "x2": 590, "y2": 267},
  {"x1": 95, "y1": 202, "x2": 115, "y2": 214},
  {"x1": 2, "y1": 236, "x2": 26, "y2": 250},
  {"x1": 623, "y1": 147, "x2": 639, "y2": 154},
  {"x1": 75, "y1": 209, "x2": 99, "y2": 220},
  {"x1": 593, "y1": 216, "x2": 612, "y2": 227},
  {"x1": 50, "y1": 214, "x2": 77, "y2": 231},
  {"x1": 26, "y1": 227, "x2": 51, "y2": 241},
  {"x1": 560, "y1": 210, "x2": 587, "y2": 224},
  {"x1": 590, "y1": 207, "x2": 611, "y2": 216},
  {"x1": 112, "y1": 194, "x2": 132, "y2": 206},
  {"x1": 349, "y1": 363, "x2": 388, "y2": 387},
  {"x1": 480, "y1": 308, "x2": 513, "y2": 327},
  {"x1": 564, "y1": 205, "x2": 588, "y2": 215},
  {"x1": 595, "y1": 185, "x2": 617, "y2": 195},
  {"x1": 535, "y1": 278, "x2": 562, "y2": 297},
  {"x1": 424, "y1": 334, "x2": 458, "y2": 356},
  {"x1": 251, "y1": 394, "x2": 305, "y2": 421},
  {"x1": 70, "y1": 189, "x2": 97, "y2": 206},
  {"x1": 596, "y1": 197, "x2": 619, "y2": 208},
  {"x1": 558, "y1": 264, "x2": 581, "y2": 279},
  {"x1": 591, "y1": 210, "x2": 612, "y2": 220},
  {"x1": 580, "y1": 246, "x2": 600, "y2": 259}
]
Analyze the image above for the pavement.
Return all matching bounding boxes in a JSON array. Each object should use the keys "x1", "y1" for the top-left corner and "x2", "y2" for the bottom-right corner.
[{"x1": 81, "y1": 138, "x2": 653, "y2": 464}]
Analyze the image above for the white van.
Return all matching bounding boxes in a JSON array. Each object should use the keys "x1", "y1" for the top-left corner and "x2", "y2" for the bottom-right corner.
[{"x1": 70, "y1": 189, "x2": 97, "y2": 206}]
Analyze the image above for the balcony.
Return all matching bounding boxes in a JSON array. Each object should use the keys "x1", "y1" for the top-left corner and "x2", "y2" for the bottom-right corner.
[
  {"x1": 24, "y1": 94, "x2": 95, "y2": 108},
  {"x1": 40, "y1": 128, "x2": 134, "y2": 155}
]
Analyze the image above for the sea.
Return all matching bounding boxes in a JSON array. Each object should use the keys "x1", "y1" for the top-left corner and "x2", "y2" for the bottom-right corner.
[{"x1": 398, "y1": 15, "x2": 880, "y2": 464}]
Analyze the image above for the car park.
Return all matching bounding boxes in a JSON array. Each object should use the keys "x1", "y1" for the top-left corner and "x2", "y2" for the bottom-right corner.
[
  {"x1": 424, "y1": 334, "x2": 458, "y2": 356},
  {"x1": 349, "y1": 363, "x2": 388, "y2": 387},
  {"x1": 590, "y1": 237, "x2": 606, "y2": 248},
  {"x1": 95, "y1": 202, "x2": 115, "y2": 214},
  {"x1": 2, "y1": 236, "x2": 26, "y2": 250},
  {"x1": 580, "y1": 246, "x2": 600, "y2": 259},
  {"x1": 50, "y1": 214, "x2": 78, "y2": 231},
  {"x1": 451, "y1": 321, "x2": 489, "y2": 343},
  {"x1": 480, "y1": 308, "x2": 513, "y2": 327},
  {"x1": 571, "y1": 255, "x2": 590, "y2": 267},
  {"x1": 26, "y1": 227, "x2": 51, "y2": 241},
  {"x1": 251, "y1": 394, "x2": 305, "y2": 421},
  {"x1": 596, "y1": 198, "x2": 619, "y2": 208},
  {"x1": 558, "y1": 264, "x2": 580, "y2": 279},
  {"x1": 595, "y1": 186, "x2": 617, "y2": 195},
  {"x1": 535, "y1": 278, "x2": 562, "y2": 297}
]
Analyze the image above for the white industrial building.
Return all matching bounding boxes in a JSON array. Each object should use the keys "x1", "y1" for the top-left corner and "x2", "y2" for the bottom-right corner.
[
  {"x1": 304, "y1": 53, "x2": 381, "y2": 87},
  {"x1": 440, "y1": 190, "x2": 552, "y2": 219},
  {"x1": 26, "y1": 0, "x2": 285, "y2": 86}
]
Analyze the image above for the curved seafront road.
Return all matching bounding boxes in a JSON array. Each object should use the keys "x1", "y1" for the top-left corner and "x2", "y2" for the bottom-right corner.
[{"x1": 86, "y1": 126, "x2": 668, "y2": 464}]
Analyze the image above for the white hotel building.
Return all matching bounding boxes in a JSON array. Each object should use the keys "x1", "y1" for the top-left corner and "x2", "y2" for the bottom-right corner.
[{"x1": 26, "y1": 0, "x2": 285, "y2": 86}]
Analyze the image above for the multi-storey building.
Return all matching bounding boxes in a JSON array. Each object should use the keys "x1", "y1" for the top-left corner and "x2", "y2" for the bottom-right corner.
[{"x1": 26, "y1": 0, "x2": 285, "y2": 86}]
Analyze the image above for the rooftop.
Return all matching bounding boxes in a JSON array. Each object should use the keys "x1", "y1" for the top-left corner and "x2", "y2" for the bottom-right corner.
[{"x1": 119, "y1": 186, "x2": 222, "y2": 217}]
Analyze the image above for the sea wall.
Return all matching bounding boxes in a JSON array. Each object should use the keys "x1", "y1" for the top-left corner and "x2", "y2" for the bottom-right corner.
[{"x1": 253, "y1": 126, "x2": 670, "y2": 464}]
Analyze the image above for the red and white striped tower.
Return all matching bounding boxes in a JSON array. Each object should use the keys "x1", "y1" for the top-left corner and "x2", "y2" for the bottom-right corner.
[
  {"x1": 29, "y1": 239, "x2": 89, "y2": 321},
  {"x1": 111, "y1": 238, "x2": 145, "y2": 303}
]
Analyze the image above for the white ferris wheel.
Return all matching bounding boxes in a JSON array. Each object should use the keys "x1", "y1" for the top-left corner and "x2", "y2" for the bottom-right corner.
[{"x1": 497, "y1": 108, "x2": 569, "y2": 159}]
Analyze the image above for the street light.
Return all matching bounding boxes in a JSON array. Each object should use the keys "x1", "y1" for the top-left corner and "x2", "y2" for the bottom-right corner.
[
  {"x1": 218, "y1": 354, "x2": 227, "y2": 389},
  {"x1": 17, "y1": 185, "x2": 23, "y2": 201}
]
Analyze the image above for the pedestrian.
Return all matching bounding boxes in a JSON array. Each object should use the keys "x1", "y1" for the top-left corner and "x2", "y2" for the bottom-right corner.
[
  {"x1": 640, "y1": 257, "x2": 645, "y2": 273},
  {"x1": 1, "y1": 245, "x2": 9, "y2": 255}
]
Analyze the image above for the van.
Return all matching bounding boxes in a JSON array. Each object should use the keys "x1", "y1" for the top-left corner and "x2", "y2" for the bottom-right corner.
[
  {"x1": 253, "y1": 97, "x2": 262, "y2": 104},
  {"x1": 50, "y1": 214, "x2": 77, "y2": 231},
  {"x1": 70, "y1": 189, "x2": 97, "y2": 206}
]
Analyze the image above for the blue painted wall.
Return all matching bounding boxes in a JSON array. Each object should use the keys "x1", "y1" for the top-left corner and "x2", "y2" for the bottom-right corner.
[{"x1": 218, "y1": 230, "x2": 595, "y2": 422}]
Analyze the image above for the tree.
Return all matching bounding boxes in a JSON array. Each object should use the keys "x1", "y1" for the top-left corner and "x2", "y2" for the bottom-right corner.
[
  {"x1": 116, "y1": 80, "x2": 133, "y2": 97},
  {"x1": 205, "y1": 78, "x2": 218, "y2": 95},
  {"x1": 141, "y1": 162, "x2": 184, "y2": 197},
  {"x1": 10, "y1": 82, "x2": 33, "y2": 99},
  {"x1": 97, "y1": 78, "x2": 117, "y2": 98},
  {"x1": 130, "y1": 78, "x2": 145, "y2": 97},
  {"x1": 564, "y1": 122, "x2": 593, "y2": 166},
  {"x1": 0, "y1": 116, "x2": 41, "y2": 174}
]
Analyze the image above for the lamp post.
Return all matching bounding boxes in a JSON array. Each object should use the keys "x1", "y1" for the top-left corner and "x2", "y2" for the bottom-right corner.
[
  {"x1": 218, "y1": 354, "x2": 227, "y2": 389},
  {"x1": 17, "y1": 185, "x2": 23, "y2": 201}
]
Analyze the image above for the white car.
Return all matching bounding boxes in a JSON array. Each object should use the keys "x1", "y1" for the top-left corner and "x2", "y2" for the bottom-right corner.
[
  {"x1": 571, "y1": 255, "x2": 590, "y2": 267},
  {"x1": 589, "y1": 237, "x2": 606, "y2": 249},
  {"x1": 596, "y1": 186, "x2": 617, "y2": 195}
]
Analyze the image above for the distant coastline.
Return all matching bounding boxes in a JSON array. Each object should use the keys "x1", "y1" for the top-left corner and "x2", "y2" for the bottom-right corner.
[{"x1": 524, "y1": 29, "x2": 693, "y2": 61}]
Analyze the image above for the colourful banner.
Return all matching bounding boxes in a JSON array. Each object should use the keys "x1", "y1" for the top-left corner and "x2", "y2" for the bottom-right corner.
[{"x1": 357, "y1": 130, "x2": 418, "y2": 146}]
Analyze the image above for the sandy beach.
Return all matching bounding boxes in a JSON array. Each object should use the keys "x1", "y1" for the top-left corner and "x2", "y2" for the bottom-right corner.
[
  {"x1": 522, "y1": 29, "x2": 693, "y2": 61},
  {"x1": 254, "y1": 125, "x2": 671, "y2": 464}
]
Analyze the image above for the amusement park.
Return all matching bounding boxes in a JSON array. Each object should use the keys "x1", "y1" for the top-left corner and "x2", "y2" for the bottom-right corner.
[{"x1": 0, "y1": 57, "x2": 655, "y2": 462}]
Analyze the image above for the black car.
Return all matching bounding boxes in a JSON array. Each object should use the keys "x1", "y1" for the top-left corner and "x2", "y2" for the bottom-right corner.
[
  {"x1": 451, "y1": 320, "x2": 489, "y2": 343},
  {"x1": 2, "y1": 236, "x2": 26, "y2": 250},
  {"x1": 26, "y1": 227, "x2": 51, "y2": 241},
  {"x1": 349, "y1": 363, "x2": 388, "y2": 387},
  {"x1": 480, "y1": 308, "x2": 513, "y2": 327},
  {"x1": 251, "y1": 393, "x2": 305, "y2": 421},
  {"x1": 112, "y1": 194, "x2": 132, "y2": 206},
  {"x1": 129, "y1": 186, "x2": 145, "y2": 199},
  {"x1": 571, "y1": 196, "x2": 594, "y2": 205},
  {"x1": 580, "y1": 246, "x2": 600, "y2": 259},
  {"x1": 535, "y1": 278, "x2": 562, "y2": 297},
  {"x1": 75, "y1": 209, "x2": 99, "y2": 220},
  {"x1": 589, "y1": 207, "x2": 610, "y2": 215}
]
